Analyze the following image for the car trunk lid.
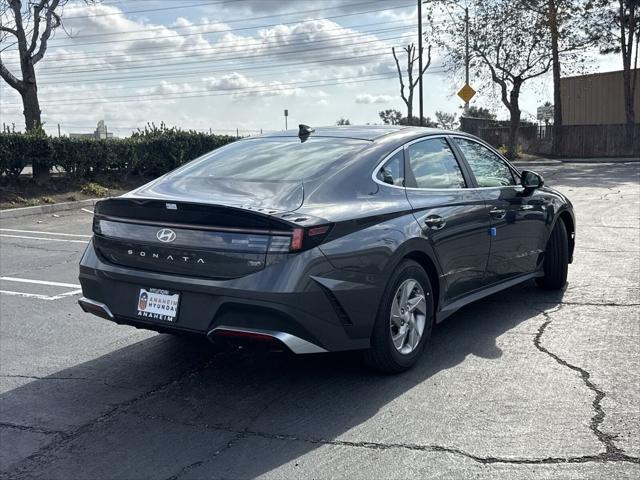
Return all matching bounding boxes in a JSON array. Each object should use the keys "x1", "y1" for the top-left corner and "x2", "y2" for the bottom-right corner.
[{"x1": 92, "y1": 196, "x2": 301, "y2": 279}]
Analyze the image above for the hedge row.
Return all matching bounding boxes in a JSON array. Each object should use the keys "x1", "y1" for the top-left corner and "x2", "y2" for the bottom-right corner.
[{"x1": 0, "y1": 128, "x2": 237, "y2": 180}]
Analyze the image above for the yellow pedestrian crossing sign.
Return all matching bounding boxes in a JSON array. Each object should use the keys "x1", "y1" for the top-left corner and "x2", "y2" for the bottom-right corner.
[{"x1": 457, "y1": 84, "x2": 476, "y2": 103}]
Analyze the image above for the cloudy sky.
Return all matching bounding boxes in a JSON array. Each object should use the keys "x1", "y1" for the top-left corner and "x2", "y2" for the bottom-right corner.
[{"x1": 0, "y1": 0, "x2": 622, "y2": 137}]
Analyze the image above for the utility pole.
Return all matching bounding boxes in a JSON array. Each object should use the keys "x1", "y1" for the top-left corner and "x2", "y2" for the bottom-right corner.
[
  {"x1": 284, "y1": 109, "x2": 288, "y2": 130},
  {"x1": 57, "y1": 123, "x2": 61, "y2": 137},
  {"x1": 464, "y1": 6, "x2": 470, "y2": 112},
  {"x1": 418, "y1": 0, "x2": 424, "y2": 126}
]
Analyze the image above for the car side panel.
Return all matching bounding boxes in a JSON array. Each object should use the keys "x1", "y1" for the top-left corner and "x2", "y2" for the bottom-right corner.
[
  {"x1": 406, "y1": 189, "x2": 491, "y2": 301},
  {"x1": 480, "y1": 186, "x2": 549, "y2": 282}
]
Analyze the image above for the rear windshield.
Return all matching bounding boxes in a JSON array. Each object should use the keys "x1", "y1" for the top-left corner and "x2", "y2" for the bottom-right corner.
[{"x1": 168, "y1": 137, "x2": 369, "y2": 182}]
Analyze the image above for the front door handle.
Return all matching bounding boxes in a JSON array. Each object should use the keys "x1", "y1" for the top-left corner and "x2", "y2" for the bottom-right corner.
[
  {"x1": 424, "y1": 215, "x2": 446, "y2": 230},
  {"x1": 490, "y1": 208, "x2": 507, "y2": 219}
]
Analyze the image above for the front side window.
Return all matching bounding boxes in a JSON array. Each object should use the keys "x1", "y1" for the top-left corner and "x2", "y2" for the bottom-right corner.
[
  {"x1": 406, "y1": 138, "x2": 466, "y2": 189},
  {"x1": 454, "y1": 138, "x2": 516, "y2": 187},
  {"x1": 376, "y1": 150, "x2": 404, "y2": 186}
]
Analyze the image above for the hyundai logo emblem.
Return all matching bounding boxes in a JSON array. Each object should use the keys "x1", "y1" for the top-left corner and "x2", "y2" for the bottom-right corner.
[{"x1": 156, "y1": 228, "x2": 177, "y2": 243}]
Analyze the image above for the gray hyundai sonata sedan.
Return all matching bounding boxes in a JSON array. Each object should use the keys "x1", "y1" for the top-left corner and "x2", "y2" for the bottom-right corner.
[{"x1": 78, "y1": 125, "x2": 575, "y2": 372}]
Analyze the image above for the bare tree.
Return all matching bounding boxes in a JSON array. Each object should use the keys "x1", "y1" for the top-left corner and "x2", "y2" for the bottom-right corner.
[
  {"x1": 391, "y1": 43, "x2": 432, "y2": 123},
  {"x1": 0, "y1": 0, "x2": 69, "y2": 181}
]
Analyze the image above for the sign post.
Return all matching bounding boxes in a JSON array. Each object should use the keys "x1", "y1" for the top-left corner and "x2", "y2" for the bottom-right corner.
[{"x1": 284, "y1": 109, "x2": 289, "y2": 130}]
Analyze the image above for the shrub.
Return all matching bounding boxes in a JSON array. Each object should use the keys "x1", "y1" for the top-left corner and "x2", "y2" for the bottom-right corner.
[
  {"x1": 0, "y1": 126, "x2": 236, "y2": 182},
  {"x1": 80, "y1": 182, "x2": 109, "y2": 197}
]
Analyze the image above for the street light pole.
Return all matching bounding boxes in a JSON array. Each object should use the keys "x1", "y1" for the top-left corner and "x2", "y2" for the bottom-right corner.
[
  {"x1": 464, "y1": 6, "x2": 470, "y2": 112},
  {"x1": 418, "y1": 0, "x2": 424, "y2": 126}
]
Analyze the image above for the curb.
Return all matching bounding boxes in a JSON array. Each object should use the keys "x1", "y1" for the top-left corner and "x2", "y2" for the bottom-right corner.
[
  {"x1": 513, "y1": 160, "x2": 562, "y2": 166},
  {"x1": 560, "y1": 157, "x2": 640, "y2": 164},
  {"x1": 0, "y1": 198, "x2": 99, "y2": 220}
]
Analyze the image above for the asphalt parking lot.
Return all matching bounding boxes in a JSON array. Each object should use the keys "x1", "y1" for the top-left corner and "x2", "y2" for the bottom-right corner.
[{"x1": 1, "y1": 162, "x2": 639, "y2": 479}]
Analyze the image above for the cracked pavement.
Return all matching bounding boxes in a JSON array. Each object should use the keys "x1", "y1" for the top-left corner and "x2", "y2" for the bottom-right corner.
[{"x1": 1, "y1": 162, "x2": 639, "y2": 479}]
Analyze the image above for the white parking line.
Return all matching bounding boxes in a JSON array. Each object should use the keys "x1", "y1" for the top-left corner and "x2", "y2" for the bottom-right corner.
[
  {"x1": 0, "y1": 228, "x2": 91, "y2": 238},
  {"x1": 0, "y1": 278, "x2": 83, "y2": 301},
  {"x1": 0, "y1": 289, "x2": 82, "y2": 301},
  {"x1": 0, "y1": 277, "x2": 81, "y2": 289},
  {"x1": 0, "y1": 234, "x2": 88, "y2": 244},
  {"x1": 81, "y1": 208, "x2": 94, "y2": 214}
]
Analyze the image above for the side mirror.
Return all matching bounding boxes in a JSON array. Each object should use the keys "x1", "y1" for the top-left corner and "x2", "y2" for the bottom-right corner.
[{"x1": 521, "y1": 170, "x2": 544, "y2": 189}]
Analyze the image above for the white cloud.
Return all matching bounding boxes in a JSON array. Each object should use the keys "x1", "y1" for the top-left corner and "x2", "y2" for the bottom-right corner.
[
  {"x1": 355, "y1": 94, "x2": 393, "y2": 104},
  {"x1": 0, "y1": 0, "x2": 623, "y2": 135}
]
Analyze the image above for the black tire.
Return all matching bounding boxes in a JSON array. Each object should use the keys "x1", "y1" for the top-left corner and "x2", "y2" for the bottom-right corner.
[
  {"x1": 536, "y1": 219, "x2": 569, "y2": 290},
  {"x1": 362, "y1": 260, "x2": 434, "y2": 373}
]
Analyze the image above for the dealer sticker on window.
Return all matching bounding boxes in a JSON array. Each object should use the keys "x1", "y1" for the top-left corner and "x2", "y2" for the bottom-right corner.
[{"x1": 136, "y1": 288, "x2": 179, "y2": 322}]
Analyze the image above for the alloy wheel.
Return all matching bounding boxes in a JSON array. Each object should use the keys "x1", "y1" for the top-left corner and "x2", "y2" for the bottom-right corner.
[{"x1": 390, "y1": 278, "x2": 428, "y2": 355}]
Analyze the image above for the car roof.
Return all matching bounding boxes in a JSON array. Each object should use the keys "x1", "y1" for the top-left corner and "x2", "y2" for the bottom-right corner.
[{"x1": 258, "y1": 125, "x2": 452, "y2": 142}]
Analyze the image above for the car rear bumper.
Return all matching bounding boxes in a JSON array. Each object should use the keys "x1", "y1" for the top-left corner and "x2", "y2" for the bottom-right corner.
[{"x1": 78, "y1": 240, "x2": 383, "y2": 353}]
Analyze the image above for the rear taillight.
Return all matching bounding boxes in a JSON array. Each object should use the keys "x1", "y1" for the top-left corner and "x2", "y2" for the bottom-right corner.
[
  {"x1": 273, "y1": 224, "x2": 333, "y2": 252},
  {"x1": 291, "y1": 228, "x2": 304, "y2": 251}
]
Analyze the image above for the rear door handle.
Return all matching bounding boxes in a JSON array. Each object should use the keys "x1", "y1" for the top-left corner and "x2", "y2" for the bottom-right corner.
[
  {"x1": 424, "y1": 215, "x2": 446, "y2": 230},
  {"x1": 490, "y1": 208, "x2": 507, "y2": 219}
]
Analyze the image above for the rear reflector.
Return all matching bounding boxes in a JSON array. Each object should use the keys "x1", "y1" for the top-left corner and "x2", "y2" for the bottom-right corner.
[
  {"x1": 308, "y1": 225, "x2": 330, "y2": 236},
  {"x1": 213, "y1": 329, "x2": 275, "y2": 341}
]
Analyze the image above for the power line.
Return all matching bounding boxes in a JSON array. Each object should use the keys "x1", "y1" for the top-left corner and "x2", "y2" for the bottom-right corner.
[
  {"x1": 25, "y1": 49, "x2": 400, "y2": 87},
  {"x1": 26, "y1": 33, "x2": 410, "y2": 77},
  {"x1": 58, "y1": 0, "x2": 366, "y2": 38},
  {"x1": 1, "y1": 19, "x2": 415, "y2": 67},
  {"x1": 2, "y1": 70, "x2": 445, "y2": 107},
  {"x1": 63, "y1": 0, "x2": 243, "y2": 20},
  {"x1": 36, "y1": 2, "x2": 415, "y2": 50},
  {"x1": 4, "y1": 24, "x2": 413, "y2": 73},
  {"x1": 3, "y1": 72, "x2": 399, "y2": 106},
  {"x1": 33, "y1": 51, "x2": 395, "y2": 91}
]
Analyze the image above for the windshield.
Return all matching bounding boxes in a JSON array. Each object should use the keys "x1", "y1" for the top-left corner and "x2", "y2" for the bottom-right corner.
[{"x1": 167, "y1": 137, "x2": 370, "y2": 182}]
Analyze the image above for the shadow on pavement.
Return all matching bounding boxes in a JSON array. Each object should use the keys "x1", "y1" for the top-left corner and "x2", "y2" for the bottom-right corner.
[
  {"x1": 538, "y1": 162, "x2": 639, "y2": 190},
  {"x1": 0, "y1": 282, "x2": 564, "y2": 479}
]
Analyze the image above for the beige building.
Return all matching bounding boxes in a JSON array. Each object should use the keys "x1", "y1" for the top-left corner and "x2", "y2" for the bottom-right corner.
[
  {"x1": 560, "y1": 69, "x2": 640, "y2": 125},
  {"x1": 69, "y1": 120, "x2": 114, "y2": 139}
]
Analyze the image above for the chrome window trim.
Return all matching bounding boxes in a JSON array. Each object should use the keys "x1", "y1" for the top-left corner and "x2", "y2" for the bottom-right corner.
[
  {"x1": 371, "y1": 134, "x2": 471, "y2": 192},
  {"x1": 371, "y1": 133, "x2": 525, "y2": 192},
  {"x1": 371, "y1": 144, "x2": 406, "y2": 190}
]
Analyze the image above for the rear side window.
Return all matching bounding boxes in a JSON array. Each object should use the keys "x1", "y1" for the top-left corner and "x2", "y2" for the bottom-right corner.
[
  {"x1": 454, "y1": 138, "x2": 516, "y2": 187},
  {"x1": 168, "y1": 137, "x2": 369, "y2": 182},
  {"x1": 406, "y1": 138, "x2": 466, "y2": 189},
  {"x1": 376, "y1": 150, "x2": 404, "y2": 186}
]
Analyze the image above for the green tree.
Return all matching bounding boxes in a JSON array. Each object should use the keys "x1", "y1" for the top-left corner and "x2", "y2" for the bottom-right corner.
[
  {"x1": 399, "y1": 116, "x2": 438, "y2": 127},
  {"x1": 427, "y1": 0, "x2": 553, "y2": 158},
  {"x1": 0, "y1": 0, "x2": 71, "y2": 182},
  {"x1": 522, "y1": 0, "x2": 596, "y2": 154},
  {"x1": 379, "y1": 109, "x2": 403, "y2": 125},
  {"x1": 336, "y1": 117, "x2": 351, "y2": 125},
  {"x1": 435, "y1": 111, "x2": 458, "y2": 129},
  {"x1": 463, "y1": 106, "x2": 496, "y2": 119}
]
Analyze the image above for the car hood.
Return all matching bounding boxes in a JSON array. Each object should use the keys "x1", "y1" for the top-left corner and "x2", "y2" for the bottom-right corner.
[{"x1": 123, "y1": 176, "x2": 304, "y2": 213}]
